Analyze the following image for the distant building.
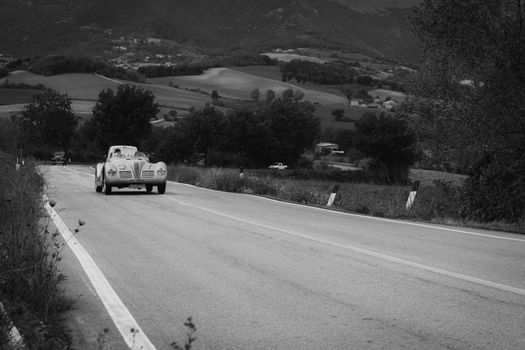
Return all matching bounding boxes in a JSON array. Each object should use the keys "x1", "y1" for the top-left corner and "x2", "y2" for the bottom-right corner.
[
  {"x1": 315, "y1": 142, "x2": 340, "y2": 155},
  {"x1": 350, "y1": 98, "x2": 363, "y2": 106},
  {"x1": 146, "y1": 38, "x2": 162, "y2": 45}
]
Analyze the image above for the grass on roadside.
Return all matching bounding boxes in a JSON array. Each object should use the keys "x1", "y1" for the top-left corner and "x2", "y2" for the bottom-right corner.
[{"x1": 0, "y1": 152, "x2": 72, "y2": 348}]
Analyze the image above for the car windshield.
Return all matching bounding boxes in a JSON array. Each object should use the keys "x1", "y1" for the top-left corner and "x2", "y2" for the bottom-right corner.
[
  {"x1": 133, "y1": 151, "x2": 148, "y2": 160},
  {"x1": 111, "y1": 147, "x2": 137, "y2": 159}
]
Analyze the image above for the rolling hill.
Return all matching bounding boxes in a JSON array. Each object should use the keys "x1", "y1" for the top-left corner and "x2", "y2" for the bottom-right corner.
[{"x1": 0, "y1": 0, "x2": 422, "y2": 63}]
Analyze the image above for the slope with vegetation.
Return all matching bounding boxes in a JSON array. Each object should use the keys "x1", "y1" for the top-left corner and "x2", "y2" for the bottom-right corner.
[
  {"x1": 0, "y1": 153, "x2": 73, "y2": 348},
  {"x1": 408, "y1": 0, "x2": 525, "y2": 223},
  {"x1": 0, "y1": 0, "x2": 421, "y2": 63}
]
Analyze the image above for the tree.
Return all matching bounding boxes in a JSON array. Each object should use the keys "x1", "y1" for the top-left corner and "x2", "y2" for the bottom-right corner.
[
  {"x1": 266, "y1": 89, "x2": 276, "y2": 103},
  {"x1": 354, "y1": 89, "x2": 372, "y2": 102},
  {"x1": 356, "y1": 75, "x2": 373, "y2": 86},
  {"x1": 341, "y1": 85, "x2": 353, "y2": 102},
  {"x1": 211, "y1": 90, "x2": 219, "y2": 103},
  {"x1": 264, "y1": 95, "x2": 320, "y2": 165},
  {"x1": 281, "y1": 88, "x2": 294, "y2": 101},
  {"x1": 250, "y1": 88, "x2": 260, "y2": 102},
  {"x1": 91, "y1": 84, "x2": 158, "y2": 152},
  {"x1": 12, "y1": 89, "x2": 77, "y2": 158},
  {"x1": 331, "y1": 108, "x2": 345, "y2": 121},
  {"x1": 409, "y1": 0, "x2": 525, "y2": 221},
  {"x1": 354, "y1": 112, "x2": 417, "y2": 183},
  {"x1": 178, "y1": 105, "x2": 226, "y2": 165}
]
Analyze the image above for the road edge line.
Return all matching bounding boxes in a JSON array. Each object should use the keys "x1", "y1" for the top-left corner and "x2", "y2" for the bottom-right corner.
[
  {"x1": 169, "y1": 180, "x2": 525, "y2": 242},
  {"x1": 165, "y1": 195, "x2": 525, "y2": 297},
  {"x1": 43, "y1": 196, "x2": 157, "y2": 350}
]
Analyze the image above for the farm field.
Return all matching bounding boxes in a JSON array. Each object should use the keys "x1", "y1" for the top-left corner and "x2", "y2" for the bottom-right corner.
[
  {"x1": 148, "y1": 67, "x2": 348, "y2": 105},
  {"x1": 0, "y1": 68, "x2": 389, "y2": 129},
  {"x1": 0, "y1": 88, "x2": 42, "y2": 104},
  {"x1": 0, "y1": 71, "x2": 215, "y2": 114},
  {"x1": 230, "y1": 65, "x2": 355, "y2": 97},
  {"x1": 0, "y1": 100, "x2": 95, "y2": 118}
]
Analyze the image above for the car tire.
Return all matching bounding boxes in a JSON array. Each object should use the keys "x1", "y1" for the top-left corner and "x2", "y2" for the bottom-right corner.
[
  {"x1": 146, "y1": 184, "x2": 153, "y2": 193},
  {"x1": 104, "y1": 182, "x2": 112, "y2": 195},
  {"x1": 157, "y1": 184, "x2": 166, "y2": 194},
  {"x1": 96, "y1": 185, "x2": 103, "y2": 193}
]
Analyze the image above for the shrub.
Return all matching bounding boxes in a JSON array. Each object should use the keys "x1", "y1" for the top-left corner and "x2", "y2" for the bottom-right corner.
[
  {"x1": 169, "y1": 165, "x2": 202, "y2": 185},
  {"x1": 0, "y1": 156, "x2": 72, "y2": 347},
  {"x1": 200, "y1": 168, "x2": 244, "y2": 192}
]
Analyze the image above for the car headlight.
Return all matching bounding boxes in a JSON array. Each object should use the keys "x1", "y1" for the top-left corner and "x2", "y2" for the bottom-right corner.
[
  {"x1": 107, "y1": 168, "x2": 117, "y2": 176},
  {"x1": 157, "y1": 167, "x2": 166, "y2": 176}
]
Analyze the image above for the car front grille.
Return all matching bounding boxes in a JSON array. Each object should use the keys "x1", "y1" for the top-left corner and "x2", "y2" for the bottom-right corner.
[
  {"x1": 141, "y1": 170, "x2": 154, "y2": 178},
  {"x1": 119, "y1": 171, "x2": 132, "y2": 179},
  {"x1": 134, "y1": 162, "x2": 140, "y2": 179}
]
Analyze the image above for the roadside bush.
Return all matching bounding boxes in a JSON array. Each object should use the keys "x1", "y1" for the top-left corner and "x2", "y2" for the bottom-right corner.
[
  {"x1": 460, "y1": 154, "x2": 525, "y2": 222},
  {"x1": 411, "y1": 181, "x2": 463, "y2": 221},
  {"x1": 338, "y1": 183, "x2": 409, "y2": 218},
  {"x1": 243, "y1": 175, "x2": 279, "y2": 196},
  {"x1": 169, "y1": 165, "x2": 202, "y2": 185},
  {"x1": 0, "y1": 156, "x2": 72, "y2": 347},
  {"x1": 200, "y1": 168, "x2": 244, "y2": 192},
  {"x1": 0, "y1": 306, "x2": 9, "y2": 348}
]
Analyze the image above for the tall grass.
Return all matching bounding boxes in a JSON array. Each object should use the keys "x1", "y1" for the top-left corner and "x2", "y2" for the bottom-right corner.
[
  {"x1": 0, "y1": 153, "x2": 71, "y2": 348},
  {"x1": 167, "y1": 165, "x2": 524, "y2": 233}
]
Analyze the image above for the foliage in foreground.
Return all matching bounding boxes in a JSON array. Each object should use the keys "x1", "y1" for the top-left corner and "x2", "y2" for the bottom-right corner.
[
  {"x1": 0, "y1": 152, "x2": 72, "y2": 348},
  {"x1": 409, "y1": 0, "x2": 525, "y2": 222}
]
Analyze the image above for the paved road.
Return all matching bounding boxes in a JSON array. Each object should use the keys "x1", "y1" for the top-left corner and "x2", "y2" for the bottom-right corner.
[{"x1": 44, "y1": 165, "x2": 525, "y2": 349}]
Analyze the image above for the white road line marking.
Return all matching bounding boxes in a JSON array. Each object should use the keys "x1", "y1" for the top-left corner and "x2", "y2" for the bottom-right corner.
[
  {"x1": 164, "y1": 195, "x2": 525, "y2": 297},
  {"x1": 55, "y1": 167, "x2": 524, "y2": 242},
  {"x1": 170, "y1": 180, "x2": 525, "y2": 243},
  {"x1": 44, "y1": 196, "x2": 156, "y2": 350}
]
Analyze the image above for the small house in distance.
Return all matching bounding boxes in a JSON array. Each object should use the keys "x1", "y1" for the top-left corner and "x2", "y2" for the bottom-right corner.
[{"x1": 315, "y1": 142, "x2": 340, "y2": 156}]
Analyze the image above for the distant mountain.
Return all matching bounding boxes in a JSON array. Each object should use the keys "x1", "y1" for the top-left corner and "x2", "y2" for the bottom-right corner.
[{"x1": 0, "y1": 0, "x2": 421, "y2": 63}]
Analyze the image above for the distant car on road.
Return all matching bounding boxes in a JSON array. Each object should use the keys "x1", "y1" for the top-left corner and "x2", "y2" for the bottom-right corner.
[
  {"x1": 95, "y1": 145, "x2": 167, "y2": 195},
  {"x1": 268, "y1": 162, "x2": 287, "y2": 170},
  {"x1": 51, "y1": 151, "x2": 66, "y2": 165}
]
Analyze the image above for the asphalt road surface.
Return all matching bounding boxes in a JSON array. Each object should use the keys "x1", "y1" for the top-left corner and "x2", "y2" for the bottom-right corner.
[{"x1": 43, "y1": 165, "x2": 525, "y2": 350}]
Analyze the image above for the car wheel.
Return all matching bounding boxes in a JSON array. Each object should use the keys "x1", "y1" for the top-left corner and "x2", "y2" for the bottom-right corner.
[
  {"x1": 157, "y1": 184, "x2": 166, "y2": 194},
  {"x1": 96, "y1": 185, "x2": 103, "y2": 193},
  {"x1": 104, "y1": 182, "x2": 112, "y2": 195},
  {"x1": 146, "y1": 184, "x2": 153, "y2": 193}
]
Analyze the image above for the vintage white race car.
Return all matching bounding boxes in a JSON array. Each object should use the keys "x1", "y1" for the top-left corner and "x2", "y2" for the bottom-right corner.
[{"x1": 95, "y1": 145, "x2": 167, "y2": 194}]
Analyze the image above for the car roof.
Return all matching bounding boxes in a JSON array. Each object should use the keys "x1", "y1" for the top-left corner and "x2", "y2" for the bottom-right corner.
[{"x1": 109, "y1": 145, "x2": 137, "y2": 152}]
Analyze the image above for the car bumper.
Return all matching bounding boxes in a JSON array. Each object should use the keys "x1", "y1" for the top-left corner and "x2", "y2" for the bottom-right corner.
[{"x1": 105, "y1": 177, "x2": 166, "y2": 187}]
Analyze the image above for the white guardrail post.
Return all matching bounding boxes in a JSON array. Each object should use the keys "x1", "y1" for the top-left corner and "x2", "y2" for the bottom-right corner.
[
  {"x1": 327, "y1": 184, "x2": 340, "y2": 207},
  {"x1": 406, "y1": 180, "x2": 420, "y2": 211}
]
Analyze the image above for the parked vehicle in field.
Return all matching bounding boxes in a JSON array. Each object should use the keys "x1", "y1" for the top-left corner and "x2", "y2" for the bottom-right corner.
[
  {"x1": 51, "y1": 151, "x2": 66, "y2": 165},
  {"x1": 268, "y1": 162, "x2": 287, "y2": 170},
  {"x1": 95, "y1": 145, "x2": 167, "y2": 195}
]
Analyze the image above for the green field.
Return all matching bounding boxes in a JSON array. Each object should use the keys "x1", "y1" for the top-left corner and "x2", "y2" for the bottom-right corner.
[
  {"x1": 0, "y1": 71, "x2": 215, "y2": 116},
  {"x1": 148, "y1": 67, "x2": 348, "y2": 104},
  {"x1": 0, "y1": 67, "x2": 392, "y2": 129},
  {"x1": 0, "y1": 88, "x2": 42, "y2": 105}
]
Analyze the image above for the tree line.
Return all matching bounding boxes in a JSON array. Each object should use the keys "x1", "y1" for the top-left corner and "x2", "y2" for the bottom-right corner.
[
  {"x1": 138, "y1": 53, "x2": 278, "y2": 78},
  {"x1": 280, "y1": 59, "x2": 358, "y2": 85},
  {"x1": 5, "y1": 55, "x2": 145, "y2": 82},
  {"x1": 1, "y1": 84, "x2": 419, "y2": 185}
]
